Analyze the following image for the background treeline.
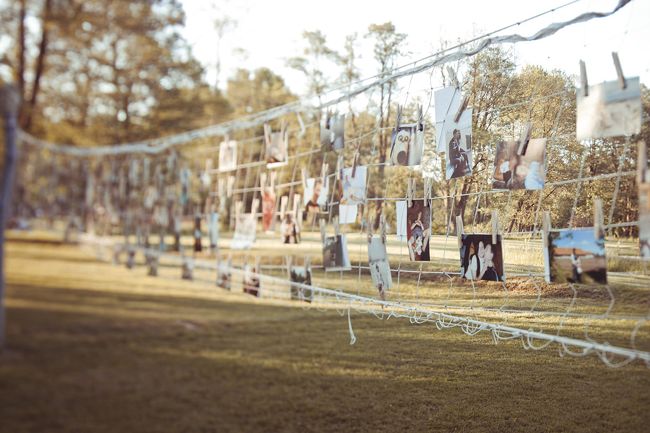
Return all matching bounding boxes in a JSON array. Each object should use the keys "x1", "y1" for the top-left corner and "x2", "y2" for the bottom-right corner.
[{"x1": 1, "y1": 0, "x2": 649, "y2": 237}]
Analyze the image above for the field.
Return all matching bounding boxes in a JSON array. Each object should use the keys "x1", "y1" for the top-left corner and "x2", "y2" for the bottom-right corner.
[{"x1": 1, "y1": 233, "x2": 650, "y2": 432}]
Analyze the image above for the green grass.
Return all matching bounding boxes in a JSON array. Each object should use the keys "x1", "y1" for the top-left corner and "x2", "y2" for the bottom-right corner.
[{"x1": 1, "y1": 235, "x2": 650, "y2": 432}]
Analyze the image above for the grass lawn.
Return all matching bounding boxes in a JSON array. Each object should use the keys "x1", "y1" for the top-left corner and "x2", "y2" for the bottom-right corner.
[{"x1": 1, "y1": 235, "x2": 649, "y2": 432}]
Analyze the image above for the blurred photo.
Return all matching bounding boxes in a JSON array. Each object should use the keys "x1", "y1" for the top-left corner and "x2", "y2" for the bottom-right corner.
[
  {"x1": 265, "y1": 124, "x2": 288, "y2": 167},
  {"x1": 262, "y1": 187, "x2": 276, "y2": 232},
  {"x1": 303, "y1": 177, "x2": 329, "y2": 226},
  {"x1": 339, "y1": 166, "x2": 367, "y2": 205},
  {"x1": 492, "y1": 138, "x2": 546, "y2": 190},
  {"x1": 368, "y1": 236, "x2": 392, "y2": 300},
  {"x1": 290, "y1": 266, "x2": 313, "y2": 302},
  {"x1": 390, "y1": 123, "x2": 425, "y2": 166},
  {"x1": 280, "y1": 213, "x2": 300, "y2": 244},
  {"x1": 546, "y1": 228, "x2": 607, "y2": 284},
  {"x1": 323, "y1": 234, "x2": 351, "y2": 271},
  {"x1": 219, "y1": 140, "x2": 238, "y2": 172},
  {"x1": 320, "y1": 113, "x2": 345, "y2": 151},
  {"x1": 217, "y1": 259, "x2": 231, "y2": 290},
  {"x1": 232, "y1": 213, "x2": 256, "y2": 249},
  {"x1": 243, "y1": 263, "x2": 260, "y2": 296},
  {"x1": 406, "y1": 200, "x2": 431, "y2": 261},
  {"x1": 460, "y1": 234, "x2": 505, "y2": 282}
]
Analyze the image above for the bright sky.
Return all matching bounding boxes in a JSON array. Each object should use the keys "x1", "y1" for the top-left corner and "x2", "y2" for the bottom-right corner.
[{"x1": 180, "y1": 0, "x2": 650, "y2": 99}]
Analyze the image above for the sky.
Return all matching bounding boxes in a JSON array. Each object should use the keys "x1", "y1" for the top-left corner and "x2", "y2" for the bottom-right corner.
[{"x1": 179, "y1": 0, "x2": 650, "y2": 99}]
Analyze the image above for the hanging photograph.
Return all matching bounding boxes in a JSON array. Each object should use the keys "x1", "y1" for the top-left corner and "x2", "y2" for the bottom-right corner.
[
  {"x1": 340, "y1": 166, "x2": 367, "y2": 205},
  {"x1": 208, "y1": 212, "x2": 219, "y2": 251},
  {"x1": 262, "y1": 187, "x2": 276, "y2": 232},
  {"x1": 219, "y1": 139, "x2": 238, "y2": 172},
  {"x1": 406, "y1": 200, "x2": 431, "y2": 261},
  {"x1": 243, "y1": 263, "x2": 261, "y2": 296},
  {"x1": 460, "y1": 234, "x2": 505, "y2": 282},
  {"x1": 445, "y1": 108, "x2": 473, "y2": 180},
  {"x1": 320, "y1": 113, "x2": 345, "y2": 152},
  {"x1": 492, "y1": 138, "x2": 547, "y2": 190},
  {"x1": 434, "y1": 86, "x2": 463, "y2": 153},
  {"x1": 576, "y1": 77, "x2": 641, "y2": 141},
  {"x1": 390, "y1": 123, "x2": 425, "y2": 166},
  {"x1": 232, "y1": 213, "x2": 256, "y2": 249},
  {"x1": 545, "y1": 228, "x2": 607, "y2": 284},
  {"x1": 395, "y1": 200, "x2": 407, "y2": 238},
  {"x1": 280, "y1": 213, "x2": 300, "y2": 244},
  {"x1": 217, "y1": 259, "x2": 231, "y2": 290},
  {"x1": 290, "y1": 266, "x2": 313, "y2": 302},
  {"x1": 265, "y1": 124, "x2": 288, "y2": 168},
  {"x1": 323, "y1": 234, "x2": 351, "y2": 271},
  {"x1": 303, "y1": 177, "x2": 329, "y2": 226},
  {"x1": 368, "y1": 236, "x2": 392, "y2": 300},
  {"x1": 338, "y1": 204, "x2": 358, "y2": 225}
]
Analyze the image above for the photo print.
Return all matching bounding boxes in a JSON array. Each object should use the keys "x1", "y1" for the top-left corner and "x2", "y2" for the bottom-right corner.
[
  {"x1": 445, "y1": 108, "x2": 473, "y2": 180},
  {"x1": 576, "y1": 77, "x2": 641, "y2": 141},
  {"x1": 262, "y1": 187, "x2": 276, "y2": 232},
  {"x1": 243, "y1": 262, "x2": 261, "y2": 297},
  {"x1": 340, "y1": 166, "x2": 367, "y2": 205},
  {"x1": 322, "y1": 234, "x2": 351, "y2": 271},
  {"x1": 434, "y1": 86, "x2": 463, "y2": 153},
  {"x1": 545, "y1": 228, "x2": 607, "y2": 285},
  {"x1": 303, "y1": 177, "x2": 329, "y2": 226},
  {"x1": 217, "y1": 259, "x2": 231, "y2": 290},
  {"x1": 280, "y1": 212, "x2": 300, "y2": 244},
  {"x1": 406, "y1": 200, "x2": 431, "y2": 261},
  {"x1": 264, "y1": 123, "x2": 288, "y2": 167},
  {"x1": 460, "y1": 234, "x2": 505, "y2": 282},
  {"x1": 218, "y1": 139, "x2": 238, "y2": 172},
  {"x1": 290, "y1": 266, "x2": 313, "y2": 302},
  {"x1": 492, "y1": 138, "x2": 547, "y2": 190},
  {"x1": 320, "y1": 113, "x2": 345, "y2": 152},
  {"x1": 232, "y1": 213, "x2": 256, "y2": 249},
  {"x1": 395, "y1": 201, "x2": 407, "y2": 238},
  {"x1": 368, "y1": 236, "x2": 392, "y2": 300},
  {"x1": 338, "y1": 204, "x2": 358, "y2": 225},
  {"x1": 390, "y1": 122, "x2": 424, "y2": 166}
]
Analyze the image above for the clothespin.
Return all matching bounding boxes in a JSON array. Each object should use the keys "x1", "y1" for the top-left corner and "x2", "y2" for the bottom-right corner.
[
  {"x1": 280, "y1": 195, "x2": 288, "y2": 218},
  {"x1": 263, "y1": 123, "x2": 272, "y2": 147},
  {"x1": 454, "y1": 96, "x2": 469, "y2": 123},
  {"x1": 456, "y1": 215, "x2": 464, "y2": 248},
  {"x1": 424, "y1": 177, "x2": 433, "y2": 206},
  {"x1": 380, "y1": 213, "x2": 387, "y2": 244},
  {"x1": 542, "y1": 211, "x2": 552, "y2": 248},
  {"x1": 227, "y1": 176, "x2": 235, "y2": 197},
  {"x1": 321, "y1": 162, "x2": 329, "y2": 187},
  {"x1": 259, "y1": 172, "x2": 267, "y2": 190},
  {"x1": 293, "y1": 193, "x2": 301, "y2": 216},
  {"x1": 301, "y1": 168, "x2": 308, "y2": 190},
  {"x1": 304, "y1": 256, "x2": 311, "y2": 269},
  {"x1": 367, "y1": 215, "x2": 373, "y2": 243},
  {"x1": 612, "y1": 52, "x2": 626, "y2": 90},
  {"x1": 296, "y1": 112, "x2": 306, "y2": 137},
  {"x1": 336, "y1": 154, "x2": 344, "y2": 180},
  {"x1": 491, "y1": 210, "x2": 499, "y2": 245},
  {"x1": 286, "y1": 255, "x2": 292, "y2": 278},
  {"x1": 446, "y1": 66, "x2": 459, "y2": 88},
  {"x1": 517, "y1": 122, "x2": 532, "y2": 156},
  {"x1": 269, "y1": 171, "x2": 277, "y2": 189},
  {"x1": 593, "y1": 197, "x2": 604, "y2": 239},
  {"x1": 417, "y1": 105, "x2": 424, "y2": 131},
  {"x1": 252, "y1": 198, "x2": 260, "y2": 216},
  {"x1": 637, "y1": 141, "x2": 649, "y2": 185},
  {"x1": 579, "y1": 60, "x2": 588, "y2": 97},
  {"x1": 319, "y1": 219, "x2": 327, "y2": 242},
  {"x1": 351, "y1": 149, "x2": 360, "y2": 178},
  {"x1": 333, "y1": 216, "x2": 340, "y2": 237},
  {"x1": 407, "y1": 178, "x2": 416, "y2": 207}
]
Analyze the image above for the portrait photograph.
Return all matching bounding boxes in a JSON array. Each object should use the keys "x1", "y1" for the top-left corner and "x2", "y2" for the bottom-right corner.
[
  {"x1": 576, "y1": 77, "x2": 641, "y2": 141},
  {"x1": 339, "y1": 166, "x2": 367, "y2": 206},
  {"x1": 390, "y1": 123, "x2": 425, "y2": 167},
  {"x1": 232, "y1": 213, "x2": 256, "y2": 249},
  {"x1": 265, "y1": 125, "x2": 288, "y2": 168},
  {"x1": 546, "y1": 228, "x2": 607, "y2": 285},
  {"x1": 406, "y1": 200, "x2": 431, "y2": 261},
  {"x1": 445, "y1": 109, "x2": 473, "y2": 180},
  {"x1": 290, "y1": 266, "x2": 313, "y2": 302},
  {"x1": 460, "y1": 234, "x2": 505, "y2": 282},
  {"x1": 280, "y1": 212, "x2": 300, "y2": 244},
  {"x1": 368, "y1": 236, "x2": 392, "y2": 300},
  {"x1": 492, "y1": 138, "x2": 547, "y2": 190},
  {"x1": 434, "y1": 86, "x2": 463, "y2": 153},
  {"x1": 322, "y1": 234, "x2": 351, "y2": 272},
  {"x1": 303, "y1": 177, "x2": 329, "y2": 227},
  {"x1": 218, "y1": 139, "x2": 238, "y2": 172},
  {"x1": 320, "y1": 113, "x2": 345, "y2": 152}
]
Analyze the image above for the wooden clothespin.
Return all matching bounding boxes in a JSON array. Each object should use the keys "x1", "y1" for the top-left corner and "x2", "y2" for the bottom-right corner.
[
  {"x1": 454, "y1": 96, "x2": 469, "y2": 123},
  {"x1": 367, "y1": 215, "x2": 373, "y2": 243},
  {"x1": 280, "y1": 195, "x2": 288, "y2": 218},
  {"x1": 517, "y1": 122, "x2": 532, "y2": 156},
  {"x1": 336, "y1": 154, "x2": 344, "y2": 180},
  {"x1": 491, "y1": 210, "x2": 499, "y2": 245},
  {"x1": 286, "y1": 255, "x2": 292, "y2": 278},
  {"x1": 579, "y1": 60, "x2": 588, "y2": 97},
  {"x1": 637, "y1": 141, "x2": 649, "y2": 185},
  {"x1": 227, "y1": 176, "x2": 235, "y2": 197},
  {"x1": 380, "y1": 213, "x2": 387, "y2": 244},
  {"x1": 319, "y1": 219, "x2": 327, "y2": 243},
  {"x1": 293, "y1": 193, "x2": 301, "y2": 216},
  {"x1": 407, "y1": 178, "x2": 416, "y2": 208},
  {"x1": 542, "y1": 211, "x2": 552, "y2": 248},
  {"x1": 296, "y1": 112, "x2": 306, "y2": 137},
  {"x1": 594, "y1": 197, "x2": 604, "y2": 239},
  {"x1": 321, "y1": 162, "x2": 329, "y2": 187},
  {"x1": 251, "y1": 198, "x2": 260, "y2": 215},
  {"x1": 446, "y1": 66, "x2": 460, "y2": 89},
  {"x1": 456, "y1": 215, "x2": 464, "y2": 248},
  {"x1": 301, "y1": 168, "x2": 308, "y2": 190},
  {"x1": 269, "y1": 171, "x2": 277, "y2": 189},
  {"x1": 351, "y1": 149, "x2": 360, "y2": 178},
  {"x1": 417, "y1": 105, "x2": 424, "y2": 131},
  {"x1": 260, "y1": 172, "x2": 267, "y2": 190},
  {"x1": 263, "y1": 123, "x2": 272, "y2": 147},
  {"x1": 612, "y1": 52, "x2": 626, "y2": 90},
  {"x1": 424, "y1": 177, "x2": 433, "y2": 206},
  {"x1": 333, "y1": 216, "x2": 340, "y2": 237}
]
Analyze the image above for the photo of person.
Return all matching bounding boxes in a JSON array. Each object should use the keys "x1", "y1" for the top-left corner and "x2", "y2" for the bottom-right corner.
[
  {"x1": 262, "y1": 187, "x2": 276, "y2": 232},
  {"x1": 264, "y1": 123, "x2": 288, "y2": 167},
  {"x1": 406, "y1": 200, "x2": 431, "y2": 261},
  {"x1": 390, "y1": 123, "x2": 425, "y2": 166},
  {"x1": 339, "y1": 166, "x2": 367, "y2": 205},
  {"x1": 322, "y1": 234, "x2": 351, "y2": 271},
  {"x1": 290, "y1": 266, "x2": 313, "y2": 302},
  {"x1": 434, "y1": 86, "x2": 463, "y2": 153},
  {"x1": 243, "y1": 263, "x2": 260, "y2": 297},
  {"x1": 218, "y1": 139, "x2": 238, "y2": 172},
  {"x1": 368, "y1": 236, "x2": 392, "y2": 300},
  {"x1": 303, "y1": 177, "x2": 329, "y2": 226},
  {"x1": 217, "y1": 259, "x2": 231, "y2": 290},
  {"x1": 576, "y1": 77, "x2": 641, "y2": 141},
  {"x1": 232, "y1": 213, "x2": 256, "y2": 249},
  {"x1": 460, "y1": 234, "x2": 505, "y2": 282},
  {"x1": 280, "y1": 213, "x2": 300, "y2": 244},
  {"x1": 320, "y1": 113, "x2": 345, "y2": 152},
  {"x1": 492, "y1": 138, "x2": 547, "y2": 190},
  {"x1": 445, "y1": 110, "x2": 473, "y2": 180},
  {"x1": 545, "y1": 228, "x2": 607, "y2": 284}
]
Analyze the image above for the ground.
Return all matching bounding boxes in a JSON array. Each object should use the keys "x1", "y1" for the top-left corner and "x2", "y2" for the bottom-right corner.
[{"x1": 1, "y1": 235, "x2": 649, "y2": 433}]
